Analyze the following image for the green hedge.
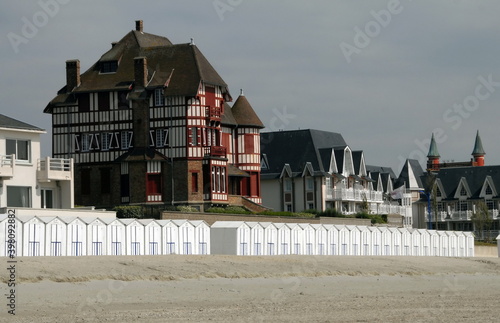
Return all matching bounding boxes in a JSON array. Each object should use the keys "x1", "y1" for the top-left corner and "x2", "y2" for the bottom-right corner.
[{"x1": 113, "y1": 206, "x2": 145, "y2": 218}]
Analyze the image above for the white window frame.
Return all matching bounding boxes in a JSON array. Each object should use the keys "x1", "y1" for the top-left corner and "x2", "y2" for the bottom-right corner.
[
  {"x1": 101, "y1": 133, "x2": 112, "y2": 151},
  {"x1": 6, "y1": 138, "x2": 31, "y2": 163},
  {"x1": 154, "y1": 88, "x2": 164, "y2": 106}
]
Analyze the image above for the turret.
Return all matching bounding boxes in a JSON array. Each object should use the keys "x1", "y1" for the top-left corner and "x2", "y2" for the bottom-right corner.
[
  {"x1": 426, "y1": 133, "x2": 440, "y2": 172},
  {"x1": 472, "y1": 130, "x2": 485, "y2": 166}
]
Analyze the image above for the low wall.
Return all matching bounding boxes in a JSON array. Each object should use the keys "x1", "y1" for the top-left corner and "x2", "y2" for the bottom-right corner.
[
  {"x1": 474, "y1": 245, "x2": 498, "y2": 258},
  {"x1": 162, "y1": 211, "x2": 318, "y2": 226},
  {"x1": 319, "y1": 217, "x2": 371, "y2": 226},
  {"x1": 12, "y1": 207, "x2": 116, "y2": 219}
]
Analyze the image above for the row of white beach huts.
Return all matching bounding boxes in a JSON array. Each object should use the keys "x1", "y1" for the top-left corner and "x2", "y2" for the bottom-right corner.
[{"x1": 0, "y1": 214, "x2": 475, "y2": 257}]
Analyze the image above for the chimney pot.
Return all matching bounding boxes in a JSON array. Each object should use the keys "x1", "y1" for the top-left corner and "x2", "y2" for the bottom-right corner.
[
  {"x1": 135, "y1": 20, "x2": 143, "y2": 32},
  {"x1": 66, "y1": 59, "x2": 80, "y2": 92}
]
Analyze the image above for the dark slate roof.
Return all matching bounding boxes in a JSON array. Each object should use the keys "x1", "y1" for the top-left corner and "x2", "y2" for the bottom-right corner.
[
  {"x1": 472, "y1": 130, "x2": 485, "y2": 156},
  {"x1": 427, "y1": 133, "x2": 440, "y2": 157},
  {"x1": 395, "y1": 159, "x2": 424, "y2": 189},
  {"x1": 0, "y1": 114, "x2": 44, "y2": 132},
  {"x1": 422, "y1": 165, "x2": 500, "y2": 199},
  {"x1": 366, "y1": 165, "x2": 396, "y2": 180},
  {"x1": 221, "y1": 103, "x2": 237, "y2": 126},
  {"x1": 334, "y1": 147, "x2": 346, "y2": 174},
  {"x1": 260, "y1": 129, "x2": 346, "y2": 175},
  {"x1": 231, "y1": 94, "x2": 264, "y2": 128},
  {"x1": 114, "y1": 147, "x2": 167, "y2": 162},
  {"x1": 351, "y1": 150, "x2": 363, "y2": 175},
  {"x1": 46, "y1": 28, "x2": 229, "y2": 112}
]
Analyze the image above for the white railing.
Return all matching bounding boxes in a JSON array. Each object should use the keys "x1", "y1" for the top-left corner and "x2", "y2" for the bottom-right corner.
[
  {"x1": 0, "y1": 154, "x2": 15, "y2": 177},
  {"x1": 326, "y1": 188, "x2": 383, "y2": 202},
  {"x1": 37, "y1": 157, "x2": 73, "y2": 182}
]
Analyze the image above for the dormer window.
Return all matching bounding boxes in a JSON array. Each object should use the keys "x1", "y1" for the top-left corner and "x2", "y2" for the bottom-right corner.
[
  {"x1": 485, "y1": 184, "x2": 493, "y2": 195},
  {"x1": 100, "y1": 61, "x2": 118, "y2": 73},
  {"x1": 460, "y1": 186, "x2": 467, "y2": 196}
]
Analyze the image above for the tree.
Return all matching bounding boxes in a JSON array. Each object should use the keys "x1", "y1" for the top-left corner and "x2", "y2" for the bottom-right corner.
[{"x1": 471, "y1": 201, "x2": 493, "y2": 241}]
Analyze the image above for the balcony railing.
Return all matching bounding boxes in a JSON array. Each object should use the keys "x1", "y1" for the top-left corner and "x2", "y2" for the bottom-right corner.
[
  {"x1": 326, "y1": 188, "x2": 383, "y2": 202},
  {"x1": 206, "y1": 106, "x2": 222, "y2": 121},
  {"x1": 37, "y1": 157, "x2": 73, "y2": 182},
  {"x1": 0, "y1": 154, "x2": 15, "y2": 178},
  {"x1": 425, "y1": 209, "x2": 500, "y2": 222},
  {"x1": 203, "y1": 146, "x2": 226, "y2": 157}
]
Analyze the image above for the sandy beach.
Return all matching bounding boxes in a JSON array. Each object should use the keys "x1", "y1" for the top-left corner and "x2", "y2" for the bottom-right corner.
[{"x1": 2, "y1": 255, "x2": 500, "y2": 322}]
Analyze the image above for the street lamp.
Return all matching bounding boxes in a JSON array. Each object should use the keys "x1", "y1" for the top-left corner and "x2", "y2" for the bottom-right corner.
[{"x1": 420, "y1": 190, "x2": 432, "y2": 230}]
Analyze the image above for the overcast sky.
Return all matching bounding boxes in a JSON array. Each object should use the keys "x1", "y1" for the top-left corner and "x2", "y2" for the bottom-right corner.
[{"x1": 2, "y1": 0, "x2": 500, "y2": 176}]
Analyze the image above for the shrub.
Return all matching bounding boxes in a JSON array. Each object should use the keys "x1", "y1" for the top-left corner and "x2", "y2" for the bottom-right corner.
[
  {"x1": 113, "y1": 206, "x2": 144, "y2": 218},
  {"x1": 176, "y1": 205, "x2": 199, "y2": 213}
]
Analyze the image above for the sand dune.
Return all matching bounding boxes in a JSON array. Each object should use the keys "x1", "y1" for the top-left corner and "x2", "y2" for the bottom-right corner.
[{"x1": 2, "y1": 255, "x2": 500, "y2": 322}]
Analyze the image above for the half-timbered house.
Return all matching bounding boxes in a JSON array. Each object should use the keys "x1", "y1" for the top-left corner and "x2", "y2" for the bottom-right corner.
[{"x1": 44, "y1": 21, "x2": 263, "y2": 212}]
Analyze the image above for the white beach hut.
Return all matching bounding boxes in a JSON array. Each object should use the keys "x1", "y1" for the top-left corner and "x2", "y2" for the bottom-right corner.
[
  {"x1": 106, "y1": 218, "x2": 126, "y2": 256},
  {"x1": 335, "y1": 225, "x2": 350, "y2": 256},
  {"x1": 85, "y1": 217, "x2": 108, "y2": 256},
  {"x1": 139, "y1": 219, "x2": 162, "y2": 255},
  {"x1": 428, "y1": 230, "x2": 440, "y2": 256},
  {"x1": 62, "y1": 216, "x2": 87, "y2": 256},
  {"x1": 274, "y1": 223, "x2": 291, "y2": 255},
  {"x1": 20, "y1": 216, "x2": 46, "y2": 256},
  {"x1": 388, "y1": 227, "x2": 401, "y2": 256},
  {"x1": 368, "y1": 226, "x2": 382, "y2": 256},
  {"x1": 211, "y1": 221, "x2": 250, "y2": 255},
  {"x1": 190, "y1": 220, "x2": 210, "y2": 255},
  {"x1": 322, "y1": 224, "x2": 337, "y2": 255},
  {"x1": 0, "y1": 213, "x2": 22, "y2": 257},
  {"x1": 173, "y1": 220, "x2": 195, "y2": 255},
  {"x1": 261, "y1": 222, "x2": 278, "y2": 256},
  {"x1": 247, "y1": 222, "x2": 265, "y2": 256},
  {"x1": 158, "y1": 220, "x2": 179, "y2": 255},
  {"x1": 400, "y1": 228, "x2": 412, "y2": 256},
  {"x1": 437, "y1": 231, "x2": 449, "y2": 257},
  {"x1": 417, "y1": 229, "x2": 431, "y2": 256},
  {"x1": 456, "y1": 231, "x2": 467, "y2": 257},
  {"x1": 288, "y1": 223, "x2": 303, "y2": 255},
  {"x1": 410, "y1": 229, "x2": 421, "y2": 256},
  {"x1": 44, "y1": 217, "x2": 67, "y2": 256},
  {"x1": 347, "y1": 225, "x2": 361, "y2": 256},
  {"x1": 300, "y1": 223, "x2": 315, "y2": 255},
  {"x1": 463, "y1": 231, "x2": 475, "y2": 257},
  {"x1": 311, "y1": 224, "x2": 328, "y2": 255},
  {"x1": 447, "y1": 231, "x2": 458, "y2": 257},
  {"x1": 380, "y1": 227, "x2": 392, "y2": 256},
  {"x1": 360, "y1": 226, "x2": 371, "y2": 256},
  {"x1": 121, "y1": 219, "x2": 145, "y2": 256}
]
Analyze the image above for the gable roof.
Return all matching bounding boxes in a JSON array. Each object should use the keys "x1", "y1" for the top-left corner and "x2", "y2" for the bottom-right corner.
[
  {"x1": 396, "y1": 159, "x2": 424, "y2": 189},
  {"x1": 260, "y1": 129, "x2": 346, "y2": 175},
  {"x1": 421, "y1": 165, "x2": 500, "y2": 199},
  {"x1": 45, "y1": 26, "x2": 229, "y2": 112},
  {"x1": 0, "y1": 114, "x2": 45, "y2": 132}
]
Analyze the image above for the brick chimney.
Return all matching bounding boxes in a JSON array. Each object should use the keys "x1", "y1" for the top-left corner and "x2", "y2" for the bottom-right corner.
[
  {"x1": 66, "y1": 59, "x2": 80, "y2": 92},
  {"x1": 135, "y1": 20, "x2": 143, "y2": 32},
  {"x1": 134, "y1": 57, "x2": 147, "y2": 88}
]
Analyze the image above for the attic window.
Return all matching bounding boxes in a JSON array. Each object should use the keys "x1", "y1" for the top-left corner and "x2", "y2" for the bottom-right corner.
[
  {"x1": 100, "y1": 61, "x2": 118, "y2": 73},
  {"x1": 436, "y1": 187, "x2": 442, "y2": 197},
  {"x1": 485, "y1": 184, "x2": 493, "y2": 195},
  {"x1": 460, "y1": 186, "x2": 467, "y2": 196}
]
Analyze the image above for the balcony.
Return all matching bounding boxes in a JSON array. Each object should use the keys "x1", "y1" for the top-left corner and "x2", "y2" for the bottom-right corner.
[
  {"x1": 0, "y1": 154, "x2": 15, "y2": 178},
  {"x1": 206, "y1": 106, "x2": 222, "y2": 122},
  {"x1": 326, "y1": 188, "x2": 383, "y2": 202},
  {"x1": 37, "y1": 157, "x2": 73, "y2": 182},
  {"x1": 203, "y1": 146, "x2": 226, "y2": 158}
]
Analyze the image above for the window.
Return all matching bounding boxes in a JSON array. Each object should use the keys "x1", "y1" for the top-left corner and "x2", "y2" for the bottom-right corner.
[
  {"x1": 486, "y1": 200, "x2": 495, "y2": 210},
  {"x1": 191, "y1": 127, "x2": 198, "y2": 146},
  {"x1": 154, "y1": 88, "x2": 164, "y2": 106},
  {"x1": 121, "y1": 131, "x2": 133, "y2": 149},
  {"x1": 284, "y1": 178, "x2": 292, "y2": 192},
  {"x1": 436, "y1": 187, "x2": 442, "y2": 197},
  {"x1": 459, "y1": 200, "x2": 468, "y2": 211},
  {"x1": 98, "y1": 92, "x2": 110, "y2": 111},
  {"x1": 286, "y1": 204, "x2": 292, "y2": 212},
  {"x1": 117, "y1": 91, "x2": 129, "y2": 110},
  {"x1": 308, "y1": 203, "x2": 314, "y2": 210},
  {"x1": 306, "y1": 177, "x2": 314, "y2": 191},
  {"x1": 191, "y1": 172, "x2": 199, "y2": 193},
  {"x1": 485, "y1": 185, "x2": 493, "y2": 195},
  {"x1": 41, "y1": 189, "x2": 53, "y2": 208},
  {"x1": 154, "y1": 129, "x2": 168, "y2": 147},
  {"x1": 100, "y1": 61, "x2": 118, "y2": 73},
  {"x1": 100, "y1": 168, "x2": 111, "y2": 194},
  {"x1": 6, "y1": 139, "x2": 30, "y2": 162},
  {"x1": 78, "y1": 93, "x2": 90, "y2": 112},
  {"x1": 460, "y1": 186, "x2": 467, "y2": 196},
  {"x1": 81, "y1": 169, "x2": 91, "y2": 195},
  {"x1": 101, "y1": 133, "x2": 112, "y2": 151},
  {"x1": 81, "y1": 134, "x2": 91, "y2": 152},
  {"x1": 7, "y1": 186, "x2": 31, "y2": 207}
]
